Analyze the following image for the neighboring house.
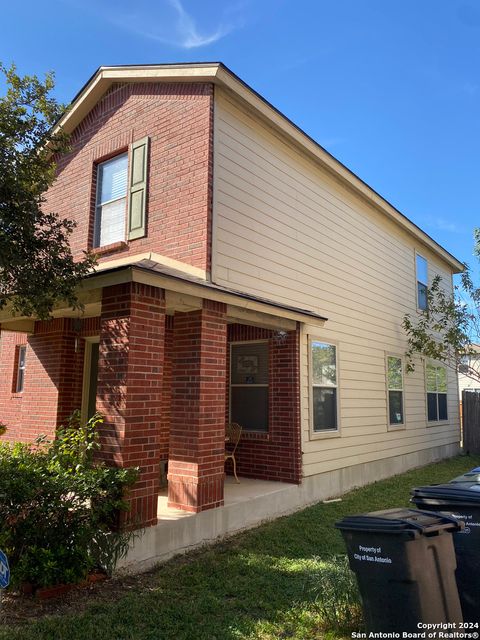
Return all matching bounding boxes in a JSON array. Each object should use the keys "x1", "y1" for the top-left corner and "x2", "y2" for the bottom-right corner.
[
  {"x1": 0, "y1": 64, "x2": 464, "y2": 538},
  {"x1": 458, "y1": 346, "x2": 480, "y2": 399}
]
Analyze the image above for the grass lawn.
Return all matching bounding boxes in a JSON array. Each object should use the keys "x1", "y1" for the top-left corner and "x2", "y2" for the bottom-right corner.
[{"x1": 2, "y1": 454, "x2": 479, "y2": 640}]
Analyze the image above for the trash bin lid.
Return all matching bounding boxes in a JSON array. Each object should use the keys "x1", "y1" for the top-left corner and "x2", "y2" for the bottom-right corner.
[
  {"x1": 450, "y1": 469, "x2": 480, "y2": 483},
  {"x1": 412, "y1": 484, "x2": 480, "y2": 507},
  {"x1": 335, "y1": 507, "x2": 461, "y2": 536}
]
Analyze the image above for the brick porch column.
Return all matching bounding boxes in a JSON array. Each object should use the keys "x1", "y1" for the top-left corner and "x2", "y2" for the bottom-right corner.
[
  {"x1": 168, "y1": 300, "x2": 227, "y2": 512},
  {"x1": 97, "y1": 282, "x2": 165, "y2": 528}
]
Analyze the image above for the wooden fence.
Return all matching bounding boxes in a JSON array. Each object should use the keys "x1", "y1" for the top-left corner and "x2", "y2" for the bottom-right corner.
[{"x1": 462, "y1": 389, "x2": 480, "y2": 454}]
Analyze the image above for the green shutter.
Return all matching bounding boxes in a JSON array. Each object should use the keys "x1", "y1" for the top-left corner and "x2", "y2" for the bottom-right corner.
[{"x1": 128, "y1": 136, "x2": 149, "y2": 240}]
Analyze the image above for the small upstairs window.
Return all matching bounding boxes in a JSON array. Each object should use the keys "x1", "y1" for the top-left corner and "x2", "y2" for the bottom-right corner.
[
  {"x1": 94, "y1": 153, "x2": 128, "y2": 248},
  {"x1": 93, "y1": 137, "x2": 149, "y2": 249},
  {"x1": 416, "y1": 254, "x2": 428, "y2": 311}
]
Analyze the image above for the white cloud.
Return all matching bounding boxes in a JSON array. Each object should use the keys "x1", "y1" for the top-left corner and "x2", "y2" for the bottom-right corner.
[
  {"x1": 110, "y1": 0, "x2": 243, "y2": 49},
  {"x1": 164, "y1": 0, "x2": 232, "y2": 48},
  {"x1": 420, "y1": 215, "x2": 463, "y2": 234},
  {"x1": 59, "y1": 0, "x2": 245, "y2": 49}
]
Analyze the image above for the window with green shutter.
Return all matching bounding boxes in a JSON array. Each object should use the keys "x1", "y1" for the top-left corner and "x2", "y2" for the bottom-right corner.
[{"x1": 93, "y1": 137, "x2": 149, "y2": 248}]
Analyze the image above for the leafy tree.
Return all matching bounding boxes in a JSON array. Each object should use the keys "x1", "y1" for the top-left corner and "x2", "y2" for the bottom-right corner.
[
  {"x1": 403, "y1": 250, "x2": 480, "y2": 382},
  {"x1": 0, "y1": 63, "x2": 94, "y2": 319}
]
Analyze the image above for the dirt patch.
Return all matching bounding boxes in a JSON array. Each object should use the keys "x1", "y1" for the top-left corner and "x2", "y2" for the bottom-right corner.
[
  {"x1": 0, "y1": 543, "x2": 224, "y2": 628},
  {"x1": 0, "y1": 570, "x2": 160, "y2": 627}
]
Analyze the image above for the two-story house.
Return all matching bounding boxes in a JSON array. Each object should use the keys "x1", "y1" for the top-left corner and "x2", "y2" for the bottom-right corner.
[{"x1": 0, "y1": 64, "x2": 463, "y2": 563}]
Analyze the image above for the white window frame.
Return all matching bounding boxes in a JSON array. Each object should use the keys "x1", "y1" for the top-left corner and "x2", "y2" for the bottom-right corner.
[
  {"x1": 425, "y1": 362, "x2": 448, "y2": 424},
  {"x1": 93, "y1": 152, "x2": 129, "y2": 248},
  {"x1": 385, "y1": 353, "x2": 405, "y2": 430},
  {"x1": 229, "y1": 340, "x2": 269, "y2": 433},
  {"x1": 309, "y1": 337, "x2": 340, "y2": 439},
  {"x1": 415, "y1": 252, "x2": 428, "y2": 311},
  {"x1": 15, "y1": 345, "x2": 27, "y2": 393}
]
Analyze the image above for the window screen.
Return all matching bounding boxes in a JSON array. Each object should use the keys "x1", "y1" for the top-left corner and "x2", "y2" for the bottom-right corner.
[{"x1": 230, "y1": 342, "x2": 269, "y2": 431}]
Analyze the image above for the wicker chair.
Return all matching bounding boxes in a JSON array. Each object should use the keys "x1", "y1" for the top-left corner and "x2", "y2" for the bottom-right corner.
[{"x1": 225, "y1": 422, "x2": 242, "y2": 483}]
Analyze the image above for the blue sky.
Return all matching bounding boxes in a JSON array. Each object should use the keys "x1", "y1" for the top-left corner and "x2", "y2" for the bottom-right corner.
[{"x1": 2, "y1": 0, "x2": 479, "y2": 272}]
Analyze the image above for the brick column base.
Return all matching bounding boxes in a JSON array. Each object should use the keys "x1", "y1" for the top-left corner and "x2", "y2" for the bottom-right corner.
[{"x1": 167, "y1": 464, "x2": 224, "y2": 512}]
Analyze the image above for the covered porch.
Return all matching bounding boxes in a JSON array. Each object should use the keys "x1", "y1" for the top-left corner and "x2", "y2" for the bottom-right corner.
[{"x1": 0, "y1": 258, "x2": 326, "y2": 530}]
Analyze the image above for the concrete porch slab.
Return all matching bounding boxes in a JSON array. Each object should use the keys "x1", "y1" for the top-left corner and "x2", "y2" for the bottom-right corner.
[{"x1": 118, "y1": 477, "x2": 298, "y2": 573}]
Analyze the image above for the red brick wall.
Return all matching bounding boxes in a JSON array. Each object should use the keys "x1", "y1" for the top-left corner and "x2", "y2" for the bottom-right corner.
[
  {"x1": 168, "y1": 301, "x2": 227, "y2": 512},
  {"x1": 46, "y1": 82, "x2": 214, "y2": 272},
  {"x1": 0, "y1": 320, "x2": 87, "y2": 443},
  {"x1": 0, "y1": 318, "x2": 102, "y2": 444},
  {"x1": 97, "y1": 282, "x2": 166, "y2": 527},
  {"x1": 226, "y1": 324, "x2": 301, "y2": 484}
]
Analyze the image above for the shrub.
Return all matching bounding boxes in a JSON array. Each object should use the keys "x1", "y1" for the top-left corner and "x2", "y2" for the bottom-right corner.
[
  {"x1": 0, "y1": 413, "x2": 138, "y2": 589},
  {"x1": 306, "y1": 555, "x2": 363, "y2": 634}
]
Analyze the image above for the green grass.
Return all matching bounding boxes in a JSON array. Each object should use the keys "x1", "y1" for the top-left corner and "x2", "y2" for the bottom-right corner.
[{"x1": 3, "y1": 454, "x2": 479, "y2": 640}]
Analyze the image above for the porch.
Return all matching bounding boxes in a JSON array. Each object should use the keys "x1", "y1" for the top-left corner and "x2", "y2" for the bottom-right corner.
[
  {"x1": 0, "y1": 260, "x2": 327, "y2": 530},
  {"x1": 118, "y1": 475, "x2": 301, "y2": 572}
]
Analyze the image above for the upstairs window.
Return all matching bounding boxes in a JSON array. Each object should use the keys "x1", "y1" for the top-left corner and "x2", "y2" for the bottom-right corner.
[
  {"x1": 387, "y1": 355, "x2": 404, "y2": 426},
  {"x1": 15, "y1": 345, "x2": 27, "y2": 393},
  {"x1": 94, "y1": 153, "x2": 128, "y2": 248},
  {"x1": 416, "y1": 254, "x2": 428, "y2": 311},
  {"x1": 426, "y1": 363, "x2": 448, "y2": 421},
  {"x1": 311, "y1": 340, "x2": 338, "y2": 432},
  {"x1": 230, "y1": 342, "x2": 269, "y2": 432},
  {"x1": 93, "y1": 137, "x2": 149, "y2": 249}
]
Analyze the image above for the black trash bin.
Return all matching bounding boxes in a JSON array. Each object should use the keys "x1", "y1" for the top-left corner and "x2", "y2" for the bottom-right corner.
[
  {"x1": 336, "y1": 507, "x2": 464, "y2": 631},
  {"x1": 411, "y1": 483, "x2": 480, "y2": 623}
]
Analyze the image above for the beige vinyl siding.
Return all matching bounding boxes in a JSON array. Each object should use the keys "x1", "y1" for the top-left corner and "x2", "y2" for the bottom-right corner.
[{"x1": 213, "y1": 88, "x2": 460, "y2": 476}]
